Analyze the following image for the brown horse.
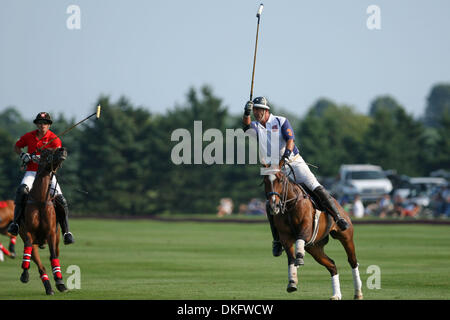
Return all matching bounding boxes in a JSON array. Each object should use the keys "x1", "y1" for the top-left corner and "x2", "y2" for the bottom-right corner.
[
  {"x1": 0, "y1": 200, "x2": 17, "y2": 259},
  {"x1": 263, "y1": 164, "x2": 363, "y2": 300},
  {"x1": 19, "y1": 147, "x2": 68, "y2": 295}
]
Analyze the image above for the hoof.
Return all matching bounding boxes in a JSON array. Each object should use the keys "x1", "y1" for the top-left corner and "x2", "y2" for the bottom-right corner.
[
  {"x1": 9, "y1": 252, "x2": 16, "y2": 259},
  {"x1": 354, "y1": 294, "x2": 363, "y2": 300},
  {"x1": 44, "y1": 280, "x2": 54, "y2": 295},
  {"x1": 56, "y1": 283, "x2": 68, "y2": 293},
  {"x1": 272, "y1": 241, "x2": 283, "y2": 257},
  {"x1": 286, "y1": 281, "x2": 297, "y2": 293},
  {"x1": 55, "y1": 278, "x2": 68, "y2": 292},
  {"x1": 330, "y1": 295, "x2": 342, "y2": 300},
  {"x1": 20, "y1": 270, "x2": 29, "y2": 283}
]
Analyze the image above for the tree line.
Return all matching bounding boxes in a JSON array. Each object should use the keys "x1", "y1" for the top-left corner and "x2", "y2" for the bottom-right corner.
[{"x1": 0, "y1": 84, "x2": 449, "y2": 215}]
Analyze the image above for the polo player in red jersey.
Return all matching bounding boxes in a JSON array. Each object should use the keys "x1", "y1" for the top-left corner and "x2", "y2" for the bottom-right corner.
[{"x1": 7, "y1": 112, "x2": 74, "y2": 245}]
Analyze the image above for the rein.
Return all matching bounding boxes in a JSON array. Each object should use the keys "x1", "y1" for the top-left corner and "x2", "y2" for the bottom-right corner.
[{"x1": 29, "y1": 151, "x2": 61, "y2": 208}]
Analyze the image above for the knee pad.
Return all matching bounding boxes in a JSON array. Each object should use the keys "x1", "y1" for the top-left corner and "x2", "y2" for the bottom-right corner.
[
  {"x1": 15, "y1": 184, "x2": 29, "y2": 204},
  {"x1": 17, "y1": 184, "x2": 30, "y2": 195}
]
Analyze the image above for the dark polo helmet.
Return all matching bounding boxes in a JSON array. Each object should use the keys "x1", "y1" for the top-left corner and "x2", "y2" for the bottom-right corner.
[
  {"x1": 253, "y1": 96, "x2": 270, "y2": 110},
  {"x1": 33, "y1": 112, "x2": 53, "y2": 124}
]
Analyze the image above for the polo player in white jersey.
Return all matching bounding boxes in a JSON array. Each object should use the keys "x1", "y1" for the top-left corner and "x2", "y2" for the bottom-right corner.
[{"x1": 242, "y1": 97, "x2": 349, "y2": 257}]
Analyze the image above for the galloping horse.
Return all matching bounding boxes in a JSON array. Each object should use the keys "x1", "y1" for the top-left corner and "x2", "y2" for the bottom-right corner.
[
  {"x1": 0, "y1": 200, "x2": 16, "y2": 259},
  {"x1": 263, "y1": 164, "x2": 363, "y2": 300},
  {"x1": 19, "y1": 147, "x2": 68, "y2": 295}
]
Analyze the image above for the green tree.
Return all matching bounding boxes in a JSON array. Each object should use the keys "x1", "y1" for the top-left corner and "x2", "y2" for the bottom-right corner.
[
  {"x1": 365, "y1": 102, "x2": 426, "y2": 176},
  {"x1": 0, "y1": 128, "x2": 21, "y2": 199},
  {"x1": 296, "y1": 99, "x2": 371, "y2": 177},
  {"x1": 76, "y1": 96, "x2": 156, "y2": 215},
  {"x1": 369, "y1": 95, "x2": 402, "y2": 117},
  {"x1": 431, "y1": 110, "x2": 450, "y2": 171},
  {"x1": 424, "y1": 83, "x2": 450, "y2": 127},
  {"x1": 0, "y1": 107, "x2": 33, "y2": 140}
]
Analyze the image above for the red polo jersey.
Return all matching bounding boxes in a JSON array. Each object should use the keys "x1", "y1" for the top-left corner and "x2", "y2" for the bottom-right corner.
[{"x1": 15, "y1": 130, "x2": 62, "y2": 171}]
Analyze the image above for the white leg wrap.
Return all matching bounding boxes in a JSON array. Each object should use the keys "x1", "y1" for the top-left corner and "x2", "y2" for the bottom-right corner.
[
  {"x1": 288, "y1": 264, "x2": 298, "y2": 284},
  {"x1": 352, "y1": 264, "x2": 363, "y2": 297},
  {"x1": 331, "y1": 274, "x2": 342, "y2": 300},
  {"x1": 295, "y1": 239, "x2": 305, "y2": 257}
]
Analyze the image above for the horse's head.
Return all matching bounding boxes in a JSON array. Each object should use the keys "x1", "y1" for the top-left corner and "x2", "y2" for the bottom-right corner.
[
  {"x1": 263, "y1": 167, "x2": 287, "y2": 215},
  {"x1": 38, "y1": 147, "x2": 68, "y2": 173}
]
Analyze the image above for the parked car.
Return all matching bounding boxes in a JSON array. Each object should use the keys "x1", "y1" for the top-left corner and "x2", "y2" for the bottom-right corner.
[
  {"x1": 332, "y1": 164, "x2": 393, "y2": 202},
  {"x1": 406, "y1": 177, "x2": 447, "y2": 207}
]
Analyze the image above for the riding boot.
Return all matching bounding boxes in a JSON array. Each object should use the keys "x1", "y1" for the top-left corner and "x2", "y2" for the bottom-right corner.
[
  {"x1": 266, "y1": 201, "x2": 283, "y2": 257},
  {"x1": 7, "y1": 184, "x2": 29, "y2": 236},
  {"x1": 54, "y1": 194, "x2": 74, "y2": 245},
  {"x1": 313, "y1": 186, "x2": 349, "y2": 231}
]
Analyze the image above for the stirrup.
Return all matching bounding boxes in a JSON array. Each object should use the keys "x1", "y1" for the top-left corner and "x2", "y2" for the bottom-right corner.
[
  {"x1": 63, "y1": 232, "x2": 75, "y2": 245},
  {"x1": 336, "y1": 218, "x2": 349, "y2": 231}
]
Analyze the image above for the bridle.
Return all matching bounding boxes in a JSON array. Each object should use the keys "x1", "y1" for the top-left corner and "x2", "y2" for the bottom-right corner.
[{"x1": 265, "y1": 163, "x2": 302, "y2": 215}]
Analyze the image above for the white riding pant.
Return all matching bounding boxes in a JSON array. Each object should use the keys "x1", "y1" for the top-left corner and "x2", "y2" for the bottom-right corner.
[
  {"x1": 282, "y1": 154, "x2": 321, "y2": 192},
  {"x1": 21, "y1": 171, "x2": 62, "y2": 196}
]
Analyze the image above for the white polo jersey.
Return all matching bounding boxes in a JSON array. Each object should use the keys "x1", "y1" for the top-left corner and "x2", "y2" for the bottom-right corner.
[{"x1": 248, "y1": 114, "x2": 299, "y2": 165}]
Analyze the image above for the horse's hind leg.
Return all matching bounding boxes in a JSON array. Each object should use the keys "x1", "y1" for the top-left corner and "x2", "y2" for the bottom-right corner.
[
  {"x1": 306, "y1": 243, "x2": 342, "y2": 300},
  {"x1": 31, "y1": 246, "x2": 54, "y2": 295},
  {"x1": 333, "y1": 231, "x2": 363, "y2": 300}
]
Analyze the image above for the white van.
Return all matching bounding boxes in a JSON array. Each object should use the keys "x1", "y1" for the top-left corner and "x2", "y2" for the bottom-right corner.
[{"x1": 332, "y1": 164, "x2": 393, "y2": 201}]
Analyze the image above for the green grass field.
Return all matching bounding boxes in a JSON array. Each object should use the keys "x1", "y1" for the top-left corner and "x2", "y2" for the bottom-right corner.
[{"x1": 1, "y1": 218, "x2": 449, "y2": 300}]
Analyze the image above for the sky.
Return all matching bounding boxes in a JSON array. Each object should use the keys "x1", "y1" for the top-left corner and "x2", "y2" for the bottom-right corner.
[{"x1": 1, "y1": 0, "x2": 449, "y2": 122}]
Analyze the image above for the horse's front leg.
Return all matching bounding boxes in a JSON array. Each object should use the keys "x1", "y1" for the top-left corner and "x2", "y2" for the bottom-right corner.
[
  {"x1": 284, "y1": 242, "x2": 298, "y2": 293},
  {"x1": 294, "y1": 239, "x2": 305, "y2": 266},
  {"x1": 31, "y1": 246, "x2": 54, "y2": 295},
  {"x1": 47, "y1": 234, "x2": 67, "y2": 293},
  {"x1": 20, "y1": 233, "x2": 33, "y2": 283}
]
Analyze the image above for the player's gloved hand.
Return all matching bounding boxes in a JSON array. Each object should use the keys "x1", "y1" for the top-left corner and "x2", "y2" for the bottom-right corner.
[
  {"x1": 281, "y1": 149, "x2": 292, "y2": 161},
  {"x1": 31, "y1": 154, "x2": 41, "y2": 163},
  {"x1": 20, "y1": 152, "x2": 32, "y2": 164},
  {"x1": 244, "y1": 101, "x2": 253, "y2": 116}
]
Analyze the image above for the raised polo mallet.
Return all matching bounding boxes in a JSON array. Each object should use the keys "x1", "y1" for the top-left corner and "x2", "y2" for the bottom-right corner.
[{"x1": 249, "y1": 3, "x2": 264, "y2": 101}]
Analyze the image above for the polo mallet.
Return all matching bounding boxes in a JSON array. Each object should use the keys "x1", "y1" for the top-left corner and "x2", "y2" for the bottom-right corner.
[
  {"x1": 37, "y1": 105, "x2": 102, "y2": 153},
  {"x1": 249, "y1": 3, "x2": 264, "y2": 101}
]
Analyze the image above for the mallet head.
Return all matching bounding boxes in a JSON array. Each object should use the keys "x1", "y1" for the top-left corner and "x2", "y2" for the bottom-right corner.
[
  {"x1": 96, "y1": 105, "x2": 101, "y2": 119},
  {"x1": 256, "y1": 3, "x2": 264, "y2": 18}
]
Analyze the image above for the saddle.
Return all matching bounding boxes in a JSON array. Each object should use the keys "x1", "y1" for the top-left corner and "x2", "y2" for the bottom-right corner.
[{"x1": 296, "y1": 183, "x2": 325, "y2": 212}]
